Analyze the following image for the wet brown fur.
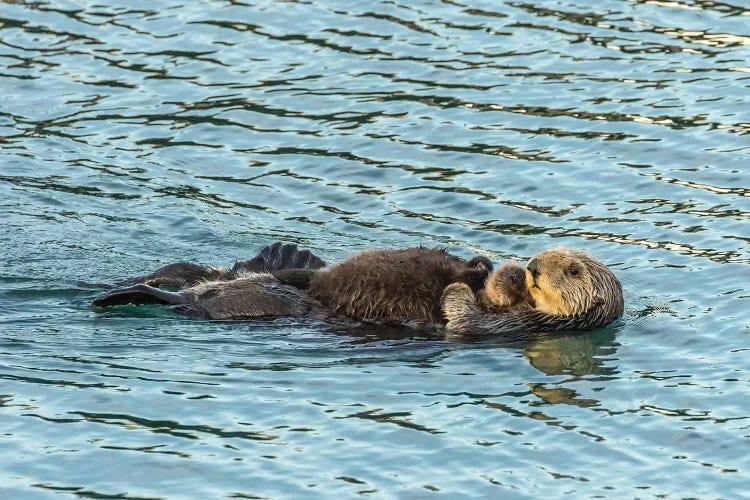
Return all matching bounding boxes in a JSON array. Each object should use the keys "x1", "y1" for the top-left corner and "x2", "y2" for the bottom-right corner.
[
  {"x1": 308, "y1": 247, "x2": 490, "y2": 324},
  {"x1": 181, "y1": 273, "x2": 326, "y2": 320},
  {"x1": 476, "y1": 263, "x2": 535, "y2": 313}
]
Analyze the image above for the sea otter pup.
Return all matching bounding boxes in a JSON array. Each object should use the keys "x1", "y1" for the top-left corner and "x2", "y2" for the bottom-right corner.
[
  {"x1": 307, "y1": 247, "x2": 491, "y2": 324},
  {"x1": 475, "y1": 263, "x2": 535, "y2": 313},
  {"x1": 93, "y1": 243, "x2": 492, "y2": 324},
  {"x1": 442, "y1": 248, "x2": 623, "y2": 337}
]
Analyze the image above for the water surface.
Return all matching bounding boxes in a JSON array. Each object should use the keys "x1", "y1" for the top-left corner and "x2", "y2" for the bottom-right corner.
[{"x1": 1, "y1": 0, "x2": 749, "y2": 497}]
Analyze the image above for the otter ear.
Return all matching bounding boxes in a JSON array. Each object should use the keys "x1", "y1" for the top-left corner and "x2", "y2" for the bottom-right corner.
[{"x1": 593, "y1": 295, "x2": 606, "y2": 307}]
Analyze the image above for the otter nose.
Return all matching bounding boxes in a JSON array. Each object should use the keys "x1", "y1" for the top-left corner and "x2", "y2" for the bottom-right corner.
[{"x1": 527, "y1": 257, "x2": 540, "y2": 279}]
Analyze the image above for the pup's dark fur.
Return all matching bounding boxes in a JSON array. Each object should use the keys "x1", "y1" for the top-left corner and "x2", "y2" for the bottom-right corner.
[{"x1": 308, "y1": 247, "x2": 491, "y2": 324}]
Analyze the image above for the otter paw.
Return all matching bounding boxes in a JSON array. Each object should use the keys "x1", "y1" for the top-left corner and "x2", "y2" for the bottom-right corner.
[
  {"x1": 441, "y1": 282, "x2": 475, "y2": 322},
  {"x1": 466, "y1": 255, "x2": 493, "y2": 274},
  {"x1": 463, "y1": 255, "x2": 493, "y2": 292}
]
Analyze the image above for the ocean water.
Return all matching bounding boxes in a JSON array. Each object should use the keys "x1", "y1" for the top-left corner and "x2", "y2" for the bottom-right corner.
[{"x1": 1, "y1": 0, "x2": 748, "y2": 498}]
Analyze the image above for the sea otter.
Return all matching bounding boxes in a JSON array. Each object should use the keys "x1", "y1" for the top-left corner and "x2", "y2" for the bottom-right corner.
[
  {"x1": 441, "y1": 248, "x2": 624, "y2": 338},
  {"x1": 475, "y1": 263, "x2": 535, "y2": 313},
  {"x1": 93, "y1": 242, "x2": 492, "y2": 323},
  {"x1": 307, "y1": 247, "x2": 491, "y2": 324}
]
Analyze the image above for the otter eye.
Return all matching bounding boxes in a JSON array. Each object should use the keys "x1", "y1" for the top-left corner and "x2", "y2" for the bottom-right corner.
[{"x1": 568, "y1": 267, "x2": 580, "y2": 277}]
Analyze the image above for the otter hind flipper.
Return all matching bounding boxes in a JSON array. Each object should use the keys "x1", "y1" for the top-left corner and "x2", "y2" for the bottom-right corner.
[
  {"x1": 291, "y1": 248, "x2": 325, "y2": 270},
  {"x1": 93, "y1": 284, "x2": 187, "y2": 308},
  {"x1": 230, "y1": 242, "x2": 325, "y2": 275}
]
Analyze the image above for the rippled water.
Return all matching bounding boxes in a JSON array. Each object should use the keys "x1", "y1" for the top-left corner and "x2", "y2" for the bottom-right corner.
[{"x1": 2, "y1": 0, "x2": 749, "y2": 497}]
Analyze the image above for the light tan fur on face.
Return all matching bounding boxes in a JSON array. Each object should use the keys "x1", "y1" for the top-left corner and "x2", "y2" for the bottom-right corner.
[{"x1": 526, "y1": 248, "x2": 614, "y2": 316}]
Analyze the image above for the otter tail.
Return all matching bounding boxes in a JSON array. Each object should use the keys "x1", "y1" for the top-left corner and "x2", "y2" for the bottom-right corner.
[
  {"x1": 230, "y1": 242, "x2": 325, "y2": 275},
  {"x1": 92, "y1": 284, "x2": 187, "y2": 308}
]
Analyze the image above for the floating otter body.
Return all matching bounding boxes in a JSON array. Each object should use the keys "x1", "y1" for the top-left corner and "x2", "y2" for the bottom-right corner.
[
  {"x1": 94, "y1": 244, "x2": 623, "y2": 339},
  {"x1": 441, "y1": 248, "x2": 624, "y2": 338},
  {"x1": 93, "y1": 243, "x2": 491, "y2": 324}
]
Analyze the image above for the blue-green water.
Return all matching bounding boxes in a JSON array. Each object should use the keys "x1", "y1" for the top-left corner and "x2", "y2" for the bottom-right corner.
[{"x1": 1, "y1": 0, "x2": 749, "y2": 497}]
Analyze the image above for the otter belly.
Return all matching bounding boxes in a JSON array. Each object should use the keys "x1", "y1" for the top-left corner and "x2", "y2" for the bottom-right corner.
[{"x1": 181, "y1": 274, "x2": 322, "y2": 320}]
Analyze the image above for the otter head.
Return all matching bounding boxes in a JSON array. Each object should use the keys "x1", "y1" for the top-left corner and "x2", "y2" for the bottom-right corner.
[
  {"x1": 485, "y1": 263, "x2": 534, "y2": 309},
  {"x1": 525, "y1": 248, "x2": 624, "y2": 318}
]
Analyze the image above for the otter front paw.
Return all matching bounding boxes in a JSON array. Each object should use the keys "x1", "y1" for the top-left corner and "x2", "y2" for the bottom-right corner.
[
  {"x1": 463, "y1": 255, "x2": 493, "y2": 292},
  {"x1": 441, "y1": 282, "x2": 476, "y2": 324}
]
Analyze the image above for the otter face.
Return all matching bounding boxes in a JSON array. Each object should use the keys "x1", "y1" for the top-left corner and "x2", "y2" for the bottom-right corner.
[
  {"x1": 485, "y1": 263, "x2": 534, "y2": 308},
  {"x1": 525, "y1": 248, "x2": 607, "y2": 316}
]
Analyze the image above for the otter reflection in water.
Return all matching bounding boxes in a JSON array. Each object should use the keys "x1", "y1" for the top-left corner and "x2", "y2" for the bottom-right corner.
[{"x1": 93, "y1": 243, "x2": 623, "y2": 339}]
